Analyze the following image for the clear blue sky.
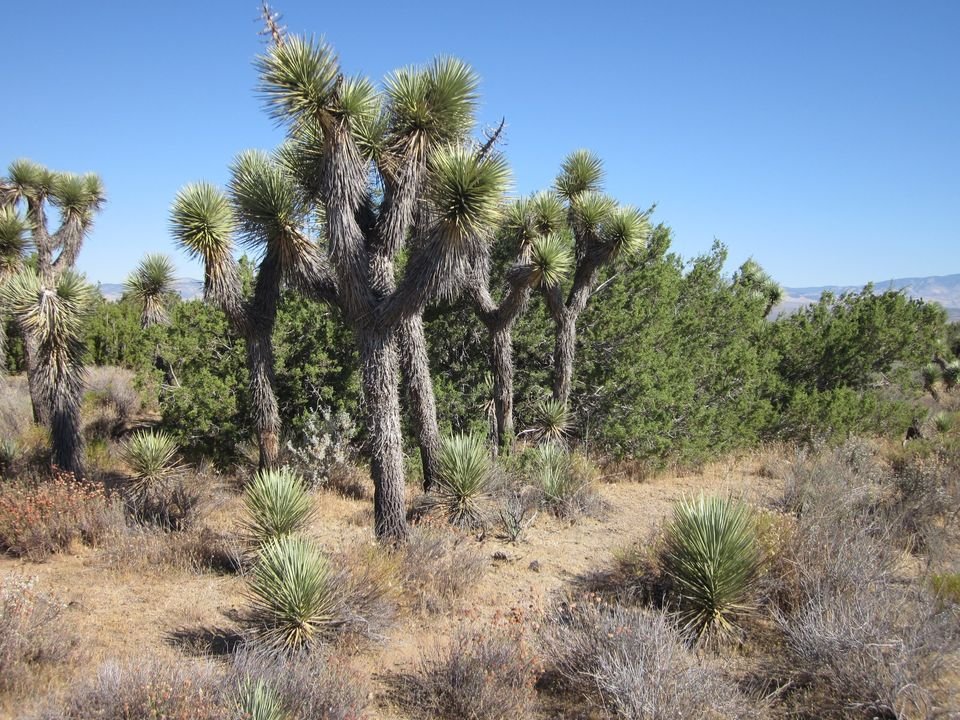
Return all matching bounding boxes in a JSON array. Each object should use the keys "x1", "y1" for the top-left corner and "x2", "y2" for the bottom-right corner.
[{"x1": 3, "y1": 0, "x2": 957, "y2": 287}]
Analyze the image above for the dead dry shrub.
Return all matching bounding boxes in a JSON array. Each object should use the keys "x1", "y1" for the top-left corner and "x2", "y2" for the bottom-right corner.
[
  {"x1": 83, "y1": 366, "x2": 142, "y2": 440},
  {"x1": 0, "y1": 575, "x2": 73, "y2": 695},
  {"x1": 37, "y1": 656, "x2": 227, "y2": 720},
  {"x1": 401, "y1": 625, "x2": 538, "y2": 720},
  {"x1": 397, "y1": 524, "x2": 486, "y2": 613},
  {"x1": 0, "y1": 472, "x2": 125, "y2": 559},
  {"x1": 230, "y1": 646, "x2": 369, "y2": 720},
  {"x1": 538, "y1": 601, "x2": 757, "y2": 719},
  {"x1": 99, "y1": 526, "x2": 243, "y2": 574}
]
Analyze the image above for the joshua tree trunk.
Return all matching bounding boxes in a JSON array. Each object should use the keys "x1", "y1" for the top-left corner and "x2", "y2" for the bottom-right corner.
[
  {"x1": 246, "y1": 329, "x2": 281, "y2": 470},
  {"x1": 50, "y1": 380, "x2": 84, "y2": 477},
  {"x1": 359, "y1": 328, "x2": 408, "y2": 543},
  {"x1": 399, "y1": 316, "x2": 441, "y2": 490},
  {"x1": 490, "y1": 324, "x2": 515, "y2": 448},
  {"x1": 22, "y1": 333, "x2": 50, "y2": 425},
  {"x1": 551, "y1": 310, "x2": 578, "y2": 405}
]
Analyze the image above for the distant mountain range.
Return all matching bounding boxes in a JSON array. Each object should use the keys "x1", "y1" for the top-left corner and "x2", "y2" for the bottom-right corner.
[{"x1": 97, "y1": 273, "x2": 960, "y2": 321}]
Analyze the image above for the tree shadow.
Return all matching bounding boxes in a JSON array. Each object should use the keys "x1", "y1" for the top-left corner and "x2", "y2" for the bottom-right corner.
[{"x1": 167, "y1": 625, "x2": 243, "y2": 657}]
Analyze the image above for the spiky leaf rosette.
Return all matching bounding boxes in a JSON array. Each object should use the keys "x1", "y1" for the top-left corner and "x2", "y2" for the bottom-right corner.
[
  {"x1": 555, "y1": 149, "x2": 604, "y2": 200},
  {"x1": 433, "y1": 433, "x2": 492, "y2": 528},
  {"x1": 536, "y1": 442, "x2": 574, "y2": 506},
  {"x1": 428, "y1": 145, "x2": 509, "y2": 240},
  {"x1": 532, "y1": 398, "x2": 572, "y2": 444},
  {"x1": 247, "y1": 535, "x2": 341, "y2": 654},
  {"x1": 602, "y1": 205, "x2": 649, "y2": 256},
  {"x1": 501, "y1": 197, "x2": 535, "y2": 251},
  {"x1": 125, "y1": 253, "x2": 176, "y2": 327},
  {"x1": 734, "y1": 258, "x2": 783, "y2": 311},
  {"x1": 570, "y1": 192, "x2": 615, "y2": 238},
  {"x1": 50, "y1": 172, "x2": 105, "y2": 221},
  {"x1": 921, "y1": 363, "x2": 941, "y2": 391},
  {"x1": 236, "y1": 678, "x2": 287, "y2": 720},
  {"x1": 529, "y1": 234, "x2": 574, "y2": 288},
  {"x1": 6, "y1": 159, "x2": 54, "y2": 200},
  {"x1": 256, "y1": 35, "x2": 340, "y2": 127},
  {"x1": 242, "y1": 467, "x2": 315, "y2": 547},
  {"x1": 2, "y1": 269, "x2": 95, "y2": 346},
  {"x1": 662, "y1": 495, "x2": 761, "y2": 641},
  {"x1": 119, "y1": 429, "x2": 181, "y2": 500},
  {"x1": 943, "y1": 361, "x2": 960, "y2": 390},
  {"x1": 0, "y1": 206, "x2": 31, "y2": 279},
  {"x1": 528, "y1": 191, "x2": 567, "y2": 236}
]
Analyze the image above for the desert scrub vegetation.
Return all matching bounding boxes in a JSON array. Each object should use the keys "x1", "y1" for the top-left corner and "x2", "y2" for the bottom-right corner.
[
  {"x1": 429, "y1": 433, "x2": 493, "y2": 529},
  {"x1": 82, "y1": 365, "x2": 142, "y2": 440},
  {"x1": 538, "y1": 601, "x2": 757, "y2": 719},
  {"x1": 400, "y1": 626, "x2": 538, "y2": 720},
  {"x1": 241, "y1": 467, "x2": 315, "y2": 547},
  {"x1": 0, "y1": 575, "x2": 73, "y2": 695},
  {"x1": 397, "y1": 524, "x2": 487, "y2": 613},
  {"x1": 0, "y1": 471, "x2": 123, "y2": 558},
  {"x1": 119, "y1": 428, "x2": 201, "y2": 529},
  {"x1": 533, "y1": 443, "x2": 602, "y2": 519}
]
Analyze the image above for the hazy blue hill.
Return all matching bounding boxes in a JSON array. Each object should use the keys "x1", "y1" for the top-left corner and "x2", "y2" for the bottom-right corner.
[{"x1": 97, "y1": 279, "x2": 203, "y2": 301}]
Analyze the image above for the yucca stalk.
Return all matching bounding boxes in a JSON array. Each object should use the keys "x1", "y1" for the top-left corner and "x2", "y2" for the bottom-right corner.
[
  {"x1": 1, "y1": 269, "x2": 95, "y2": 475},
  {"x1": 433, "y1": 433, "x2": 492, "y2": 527},
  {"x1": 246, "y1": 535, "x2": 341, "y2": 654},
  {"x1": 236, "y1": 678, "x2": 288, "y2": 720},
  {"x1": 119, "y1": 429, "x2": 180, "y2": 499},
  {"x1": 242, "y1": 467, "x2": 315, "y2": 546},
  {"x1": 125, "y1": 253, "x2": 176, "y2": 327},
  {"x1": 662, "y1": 495, "x2": 761, "y2": 641}
]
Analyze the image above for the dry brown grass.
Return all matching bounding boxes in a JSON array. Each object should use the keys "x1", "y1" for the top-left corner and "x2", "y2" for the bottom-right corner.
[{"x1": 396, "y1": 524, "x2": 487, "y2": 614}]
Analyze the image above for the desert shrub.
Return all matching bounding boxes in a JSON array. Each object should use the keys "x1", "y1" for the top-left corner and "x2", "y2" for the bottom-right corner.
[
  {"x1": 530, "y1": 397, "x2": 571, "y2": 445},
  {"x1": 943, "y1": 360, "x2": 960, "y2": 390},
  {"x1": 235, "y1": 678, "x2": 286, "y2": 720},
  {"x1": 431, "y1": 433, "x2": 492, "y2": 528},
  {"x1": 119, "y1": 429, "x2": 201, "y2": 529},
  {"x1": 534, "y1": 444, "x2": 601, "y2": 519},
  {"x1": 496, "y1": 486, "x2": 539, "y2": 542},
  {"x1": 398, "y1": 525, "x2": 486, "y2": 613},
  {"x1": 0, "y1": 473, "x2": 124, "y2": 558},
  {"x1": 930, "y1": 573, "x2": 960, "y2": 605},
  {"x1": 38, "y1": 656, "x2": 227, "y2": 719},
  {"x1": 100, "y1": 526, "x2": 242, "y2": 575},
  {"x1": 0, "y1": 575, "x2": 72, "y2": 694},
  {"x1": 230, "y1": 647, "x2": 369, "y2": 720},
  {"x1": 404, "y1": 627, "x2": 538, "y2": 720},
  {"x1": 538, "y1": 601, "x2": 756, "y2": 719},
  {"x1": 283, "y1": 407, "x2": 356, "y2": 490},
  {"x1": 242, "y1": 468, "x2": 315, "y2": 547},
  {"x1": 932, "y1": 411, "x2": 953, "y2": 433},
  {"x1": 661, "y1": 495, "x2": 761, "y2": 640},
  {"x1": 83, "y1": 365, "x2": 141, "y2": 439}
]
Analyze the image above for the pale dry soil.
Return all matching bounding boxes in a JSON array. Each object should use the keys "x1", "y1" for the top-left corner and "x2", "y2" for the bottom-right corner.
[{"x1": 0, "y1": 461, "x2": 780, "y2": 720}]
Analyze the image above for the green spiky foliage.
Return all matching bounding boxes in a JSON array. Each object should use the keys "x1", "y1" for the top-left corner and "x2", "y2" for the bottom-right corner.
[
  {"x1": 0, "y1": 206, "x2": 31, "y2": 279},
  {"x1": 236, "y1": 678, "x2": 288, "y2": 720},
  {"x1": 119, "y1": 430, "x2": 181, "y2": 499},
  {"x1": 529, "y1": 234, "x2": 574, "y2": 288},
  {"x1": 433, "y1": 433, "x2": 492, "y2": 527},
  {"x1": 943, "y1": 361, "x2": 960, "y2": 391},
  {"x1": 125, "y1": 253, "x2": 176, "y2": 327},
  {"x1": 170, "y1": 183, "x2": 236, "y2": 274},
  {"x1": 555, "y1": 149, "x2": 604, "y2": 201},
  {"x1": 532, "y1": 398, "x2": 572, "y2": 444},
  {"x1": 734, "y1": 258, "x2": 783, "y2": 316},
  {"x1": 921, "y1": 363, "x2": 941, "y2": 396},
  {"x1": 661, "y1": 495, "x2": 761, "y2": 640},
  {"x1": 242, "y1": 467, "x2": 315, "y2": 546},
  {"x1": 246, "y1": 535, "x2": 341, "y2": 654},
  {"x1": 0, "y1": 269, "x2": 95, "y2": 475},
  {"x1": 536, "y1": 442, "x2": 574, "y2": 505},
  {"x1": 933, "y1": 411, "x2": 953, "y2": 434}
]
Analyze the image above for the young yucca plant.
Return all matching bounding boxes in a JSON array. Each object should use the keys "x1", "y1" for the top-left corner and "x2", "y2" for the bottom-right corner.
[
  {"x1": 246, "y1": 535, "x2": 341, "y2": 655},
  {"x1": 536, "y1": 442, "x2": 575, "y2": 506},
  {"x1": 921, "y1": 363, "x2": 941, "y2": 396},
  {"x1": 531, "y1": 398, "x2": 572, "y2": 445},
  {"x1": 119, "y1": 429, "x2": 181, "y2": 499},
  {"x1": 125, "y1": 253, "x2": 176, "y2": 327},
  {"x1": 661, "y1": 495, "x2": 761, "y2": 641},
  {"x1": 236, "y1": 677, "x2": 288, "y2": 720},
  {"x1": 433, "y1": 433, "x2": 492, "y2": 528},
  {"x1": 943, "y1": 361, "x2": 960, "y2": 391},
  {"x1": 933, "y1": 411, "x2": 954, "y2": 434},
  {"x1": 242, "y1": 467, "x2": 315, "y2": 547}
]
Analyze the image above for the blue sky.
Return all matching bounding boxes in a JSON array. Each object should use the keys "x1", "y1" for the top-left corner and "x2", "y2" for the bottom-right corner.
[{"x1": 3, "y1": 0, "x2": 957, "y2": 287}]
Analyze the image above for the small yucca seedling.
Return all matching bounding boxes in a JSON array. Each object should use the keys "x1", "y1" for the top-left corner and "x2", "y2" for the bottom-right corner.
[
  {"x1": 537, "y1": 443, "x2": 575, "y2": 506},
  {"x1": 120, "y1": 429, "x2": 180, "y2": 499},
  {"x1": 433, "y1": 433, "x2": 492, "y2": 528},
  {"x1": 933, "y1": 412, "x2": 954, "y2": 434},
  {"x1": 532, "y1": 398, "x2": 571, "y2": 444},
  {"x1": 236, "y1": 677, "x2": 287, "y2": 720},
  {"x1": 247, "y1": 535, "x2": 341, "y2": 654},
  {"x1": 243, "y1": 467, "x2": 315, "y2": 546},
  {"x1": 662, "y1": 495, "x2": 761, "y2": 641}
]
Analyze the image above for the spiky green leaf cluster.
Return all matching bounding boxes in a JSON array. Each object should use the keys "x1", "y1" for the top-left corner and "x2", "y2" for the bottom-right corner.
[
  {"x1": 229, "y1": 150, "x2": 307, "y2": 257},
  {"x1": 256, "y1": 35, "x2": 340, "y2": 126},
  {"x1": 6, "y1": 159, "x2": 54, "y2": 199},
  {"x1": 170, "y1": 182, "x2": 235, "y2": 263},
  {"x1": 434, "y1": 433, "x2": 492, "y2": 527},
  {"x1": 943, "y1": 361, "x2": 960, "y2": 390},
  {"x1": 125, "y1": 253, "x2": 176, "y2": 327},
  {"x1": 49, "y1": 172, "x2": 105, "y2": 218},
  {"x1": 1, "y1": 269, "x2": 95, "y2": 343},
  {"x1": 602, "y1": 205, "x2": 649, "y2": 256},
  {"x1": 427, "y1": 146, "x2": 509, "y2": 238},
  {"x1": 0, "y1": 207, "x2": 31, "y2": 278},
  {"x1": 532, "y1": 398, "x2": 572, "y2": 444},
  {"x1": 528, "y1": 192, "x2": 567, "y2": 235},
  {"x1": 529, "y1": 234, "x2": 574, "y2": 288},
  {"x1": 536, "y1": 442, "x2": 576, "y2": 506},
  {"x1": 662, "y1": 495, "x2": 761, "y2": 640},
  {"x1": 119, "y1": 430, "x2": 181, "y2": 499},
  {"x1": 555, "y1": 149, "x2": 604, "y2": 200},
  {"x1": 236, "y1": 678, "x2": 288, "y2": 720},
  {"x1": 247, "y1": 534, "x2": 340, "y2": 654},
  {"x1": 571, "y1": 191, "x2": 615, "y2": 235},
  {"x1": 242, "y1": 467, "x2": 315, "y2": 547}
]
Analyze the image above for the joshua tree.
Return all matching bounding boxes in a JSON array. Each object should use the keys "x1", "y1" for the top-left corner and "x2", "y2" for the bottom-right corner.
[
  {"x1": 0, "y1": 206, "x2": 32, "y2": 370},
  {"x1": 173, "y1": 32, "x2": 508, "y2": 542},
  {"x1": 125, "y1": 253, "x2": 177, "y2": 327},
  {"x1": 465, "y1": 193, "x2": 572, "y2": 449},
  {"x1": 540, "y1": 150, "x2": 651, "y2": 406},
  {"x1": 0, "y1": 270, "x2": 95, "y2": 476},
  {"x1": 0, "y1": 160, "x2": 104, "y2": 423},
  {"x1": 733, "y1": 258, "x2": 783, "y2": 317}
]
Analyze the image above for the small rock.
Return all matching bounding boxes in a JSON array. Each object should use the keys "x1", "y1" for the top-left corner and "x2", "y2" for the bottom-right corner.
[{"x1": 528, "y1": 560, "x2": 541, "y2": 573}]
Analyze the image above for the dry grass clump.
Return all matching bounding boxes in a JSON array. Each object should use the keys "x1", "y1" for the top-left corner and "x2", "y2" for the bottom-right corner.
[
  {"x1": 400, "y1": 626, "x2": 538, "y2": 720},
  {"x1": 534, "y1": 444, "x2": 603, "y2": 520},
  {"x1": 0, "y1": 472, "x2": 124, "y2": 559},
  {"x1": 36, "y1": 656, "x2": 226, "y2": 720},
  {"x1": 397, "y1": 524, "x2": 486, "y2": 613},
  {"x1": 83, "y1": 365, "x2": 142, "y2": 440},
  {"x1": 99, "y1": 525, "x2": 242, "y2": 575},
  {"x1": 0, "y1": 575, "x2": 73, "y2": 695},
  {"x1": 538, "y1": 601, "x2": 757, "y2": 719}
]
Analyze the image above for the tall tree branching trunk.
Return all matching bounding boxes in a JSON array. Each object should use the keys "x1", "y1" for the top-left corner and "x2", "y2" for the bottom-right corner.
[{"x1": 399, "y1": 317, "x2": 441, "y2": 490}]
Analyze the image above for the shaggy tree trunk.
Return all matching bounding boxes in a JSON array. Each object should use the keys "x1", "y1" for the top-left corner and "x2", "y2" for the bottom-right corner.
[
  {"x1": 551, "y1": 310, "x2": 578, "y2": 406},
  {"x1": 360, "y1": 327, "x2": 409, "y2": 543},
  {"x1": 490, "y1": 324, "x2": 515, "y2": 449},
  {"x1": 399, "y1": 316, "x2": 441, "y2": 491},
  {"x1": 51, "y1": 383, "x2": 84, "y2": 478},
  {"x1": 23, "y1": 333, "x2": 50, "y2": 425},
  {"x1": 246, "y1": 330, "x2": 281, "y2": 471}
]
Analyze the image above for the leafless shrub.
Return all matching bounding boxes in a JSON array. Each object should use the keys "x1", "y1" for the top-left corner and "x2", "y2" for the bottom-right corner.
[
  {"x1": 538, "y1": 601, "x2": 758, "y2": 719},
  {"x1": 0, "y1": 575, "x2": 73, "y2": 695},
  {"x1": 0, "y1": 375, "x2": 31, "y2": 441},
  {"x1": 398, "y1": 524, "x2": 486, "y2": 613},
  {"x1": 83, "y1": 366, "x2": 141, "y2": 440},
  {"x1": 496, "y1": 487, "x2": 539, "y2": 542},
  {"x1": 99, "y1": 526, "x2": 242, "y2": 575},
  {"x1": 401, "y1": 626, "x2": 538, "y2": 720}
]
